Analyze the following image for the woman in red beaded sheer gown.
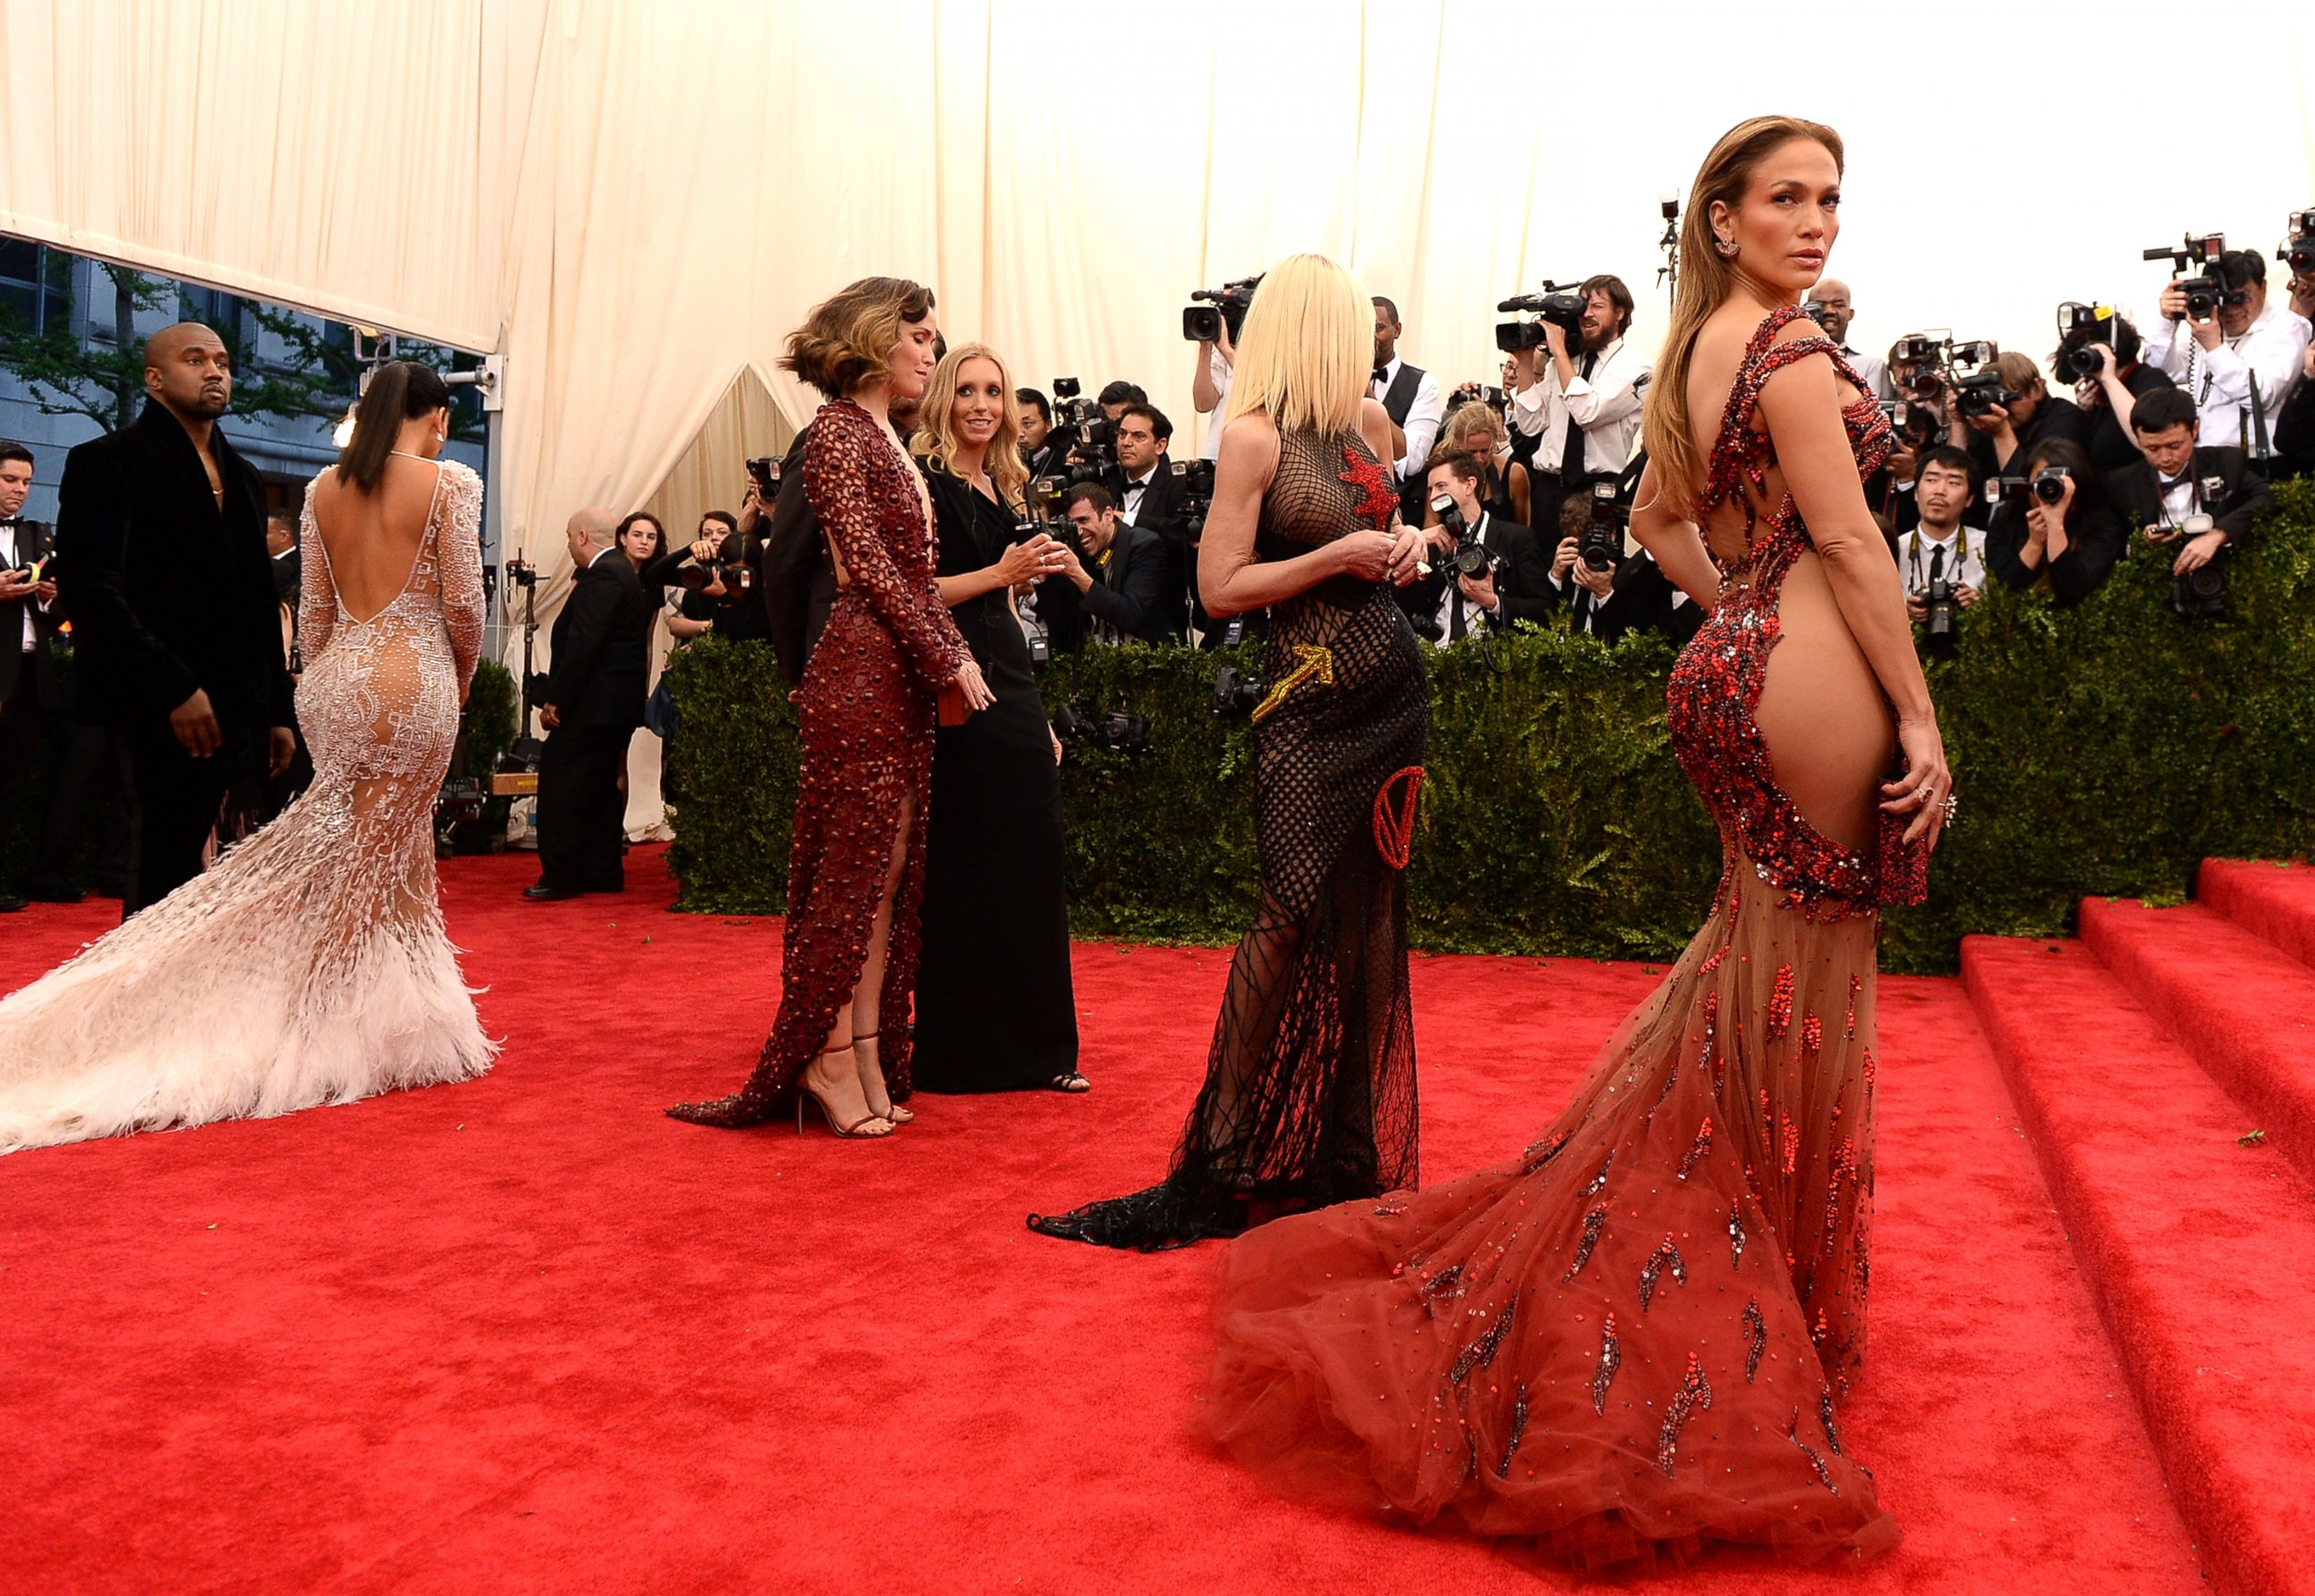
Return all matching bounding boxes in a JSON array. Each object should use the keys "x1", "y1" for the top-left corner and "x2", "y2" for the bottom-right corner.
[
  {"x1": 1199, "y1": 117, "x2": 1952, "y2": 1572},
  {"x1": 668, "y1": 278, "x2": 990, "y2": 1137}
]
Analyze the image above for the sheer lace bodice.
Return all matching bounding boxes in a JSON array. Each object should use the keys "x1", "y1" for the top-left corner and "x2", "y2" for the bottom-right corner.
[{"x1": 0, "y1": 460, "x2": 493, "y2": 1154}]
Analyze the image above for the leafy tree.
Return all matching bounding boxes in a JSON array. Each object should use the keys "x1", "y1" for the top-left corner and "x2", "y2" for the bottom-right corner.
[{"x1": 0, "y1": 251, "x2": 482, "y2": 439}]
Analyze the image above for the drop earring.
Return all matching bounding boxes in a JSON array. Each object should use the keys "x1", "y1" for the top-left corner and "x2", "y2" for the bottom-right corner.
[{"x1": 1713, "y1": 235, "x2": 1739, "y2": 259}]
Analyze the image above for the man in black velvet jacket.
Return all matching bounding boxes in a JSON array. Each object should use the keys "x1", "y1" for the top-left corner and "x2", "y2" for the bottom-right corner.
[
  {"x1": 527, "y1": 507, "x2": 649, "y2": 900},
  {"x1": 55, "y1": 323, "x2": 296, "y2": 917}
]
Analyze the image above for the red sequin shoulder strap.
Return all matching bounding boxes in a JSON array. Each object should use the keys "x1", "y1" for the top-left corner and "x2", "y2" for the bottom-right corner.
[{"x1": 1700, "y1": 305, "x2": 1845, "y2": 517}]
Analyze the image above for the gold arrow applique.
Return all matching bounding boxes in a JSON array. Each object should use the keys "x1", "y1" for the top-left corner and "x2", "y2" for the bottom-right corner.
[{"x1": 1249, "y1": 644, "x2": 1333, "y2": 725}]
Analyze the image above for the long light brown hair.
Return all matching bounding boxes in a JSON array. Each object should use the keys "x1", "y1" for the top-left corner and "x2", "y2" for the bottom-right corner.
[
  {"x1": 1642, "y1": 115, "x2": 1845, "y2": 517},
  {"x1": 911, "y1": 343, "x2": 1028, "y2": 511}
]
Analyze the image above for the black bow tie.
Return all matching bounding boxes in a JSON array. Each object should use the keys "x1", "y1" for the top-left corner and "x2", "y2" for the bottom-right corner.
[{"x1": 2159, "y1": 473, "x2": 2189, "y2": 489}]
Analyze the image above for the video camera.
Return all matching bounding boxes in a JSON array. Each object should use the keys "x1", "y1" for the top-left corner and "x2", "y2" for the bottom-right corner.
[
  {"x1": 2142, "y1": 231, "x2": 2241, "y2": 322},
  {"x1": 1170, "y1": 456, "x2": 1216, "y2": 545},
  {"x1": 2052, "y1": 302, "x2": 2118, "y2": 384},
  {"x1": 1496, "y1": 281, "x2": 1585, "y2": 353},
  {"x1": 1183, "y1": 275, "x2": 1262, "y2": 344}
]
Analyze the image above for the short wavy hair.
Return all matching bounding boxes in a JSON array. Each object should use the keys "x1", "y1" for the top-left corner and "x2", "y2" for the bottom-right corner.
[{"x1": 781, "y1": 276, "x2": 937, "y2": 400}]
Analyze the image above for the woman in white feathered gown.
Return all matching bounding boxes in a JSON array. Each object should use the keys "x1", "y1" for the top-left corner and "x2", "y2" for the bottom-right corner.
[{"x1": 0, "y1": 362, "x2": 496, "y2": 1153}]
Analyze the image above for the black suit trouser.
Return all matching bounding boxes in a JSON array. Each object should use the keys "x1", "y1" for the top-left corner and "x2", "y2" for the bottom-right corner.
[
  {"x1": 30, "y1": 722, "x2": 133, "y2": 896},
  {"x1": 116, "y1": 723, "x2": 255, "y2": 918},
  {"x1": 537, "y1": 722, "x2": 629, "y2": 891},
  {"x1": 1, "y1": 668, "x2": 40, "y2": 839}
]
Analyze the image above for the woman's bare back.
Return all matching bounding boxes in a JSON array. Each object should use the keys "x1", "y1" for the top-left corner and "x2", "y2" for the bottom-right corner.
[{"x1": 310, "y1": 455, "x2": 442, "y2": 621}]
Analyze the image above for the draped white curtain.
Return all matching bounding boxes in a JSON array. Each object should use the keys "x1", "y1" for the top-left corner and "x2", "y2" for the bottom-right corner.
[{"x1": 4, "y1": 0, "x2": 2311, "y2": 665}]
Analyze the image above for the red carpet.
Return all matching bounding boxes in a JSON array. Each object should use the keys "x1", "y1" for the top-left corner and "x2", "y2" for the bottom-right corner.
[{"x1": 0, "y1": 849, "x2": 2218, "y2": 1592}]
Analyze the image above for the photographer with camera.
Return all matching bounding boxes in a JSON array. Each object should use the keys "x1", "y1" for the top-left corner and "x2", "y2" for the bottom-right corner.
[
  {"x1": 2108, "y1": 386, "x2": 2275, "y2": 618},
  {"x1": 1507, "y1": 275, "x2": 1650, "y2": 533},
  {"x1": 1985, "y1": 438, "x2": 2123, "y2": 609},
  {"x1": 2270, "y1": 230, "x2": 2315, "y2": 478},
  {"x1": 1894, "y1": 446, "x2": 1986, "y2": 630},
  {"x1": 1405, "y1": 447, "x2": 1549, "y2": 643},
  {"x1": 1542, "y1": 483, "x2": 1692, "y2": 646},
  {"x1": 1436, "y1": 401, "x2": 1532, "y2": 527},
  {"x1": 1049, "y1": 483, "x2": 1182, "y2": 644},
  {"x1": 2052, "y1": 309, "x2": 2177, "y2": 473},
  {"x1": 1017, "y1": 388, "x2": 1072, "y2": 480},
  {"x1": 2146, "y1": 247, "x2": 2311, "y2": 465},
  {"x1": 662, "y1": 509, "x2": 770, "y2": 645},
  {"x1": 1188, "y1": 277, "x2": 1260, "y2": 464},
  {"x1": 1960, "y1": 351, "x2": 2089, "y2": 481}
]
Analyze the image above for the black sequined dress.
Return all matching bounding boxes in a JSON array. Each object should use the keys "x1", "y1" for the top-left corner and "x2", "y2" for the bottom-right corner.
[{"x1": 1028, "y1": 425, "x2": 1429, "y2": 1248}]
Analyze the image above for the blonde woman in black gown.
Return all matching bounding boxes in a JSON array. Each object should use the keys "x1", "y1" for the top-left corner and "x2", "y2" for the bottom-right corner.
[
  {"x1": 1029, "y1": 253, "x2": 1430, "y2": 1248},
  {"x1": 909, "y1": 343, "x2": 1082, "y2": 1094}
]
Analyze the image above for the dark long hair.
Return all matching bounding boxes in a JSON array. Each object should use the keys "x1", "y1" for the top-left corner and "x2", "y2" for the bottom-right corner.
[{"x1": 338, "y1": 361, "x2": 453, "y2": 493}]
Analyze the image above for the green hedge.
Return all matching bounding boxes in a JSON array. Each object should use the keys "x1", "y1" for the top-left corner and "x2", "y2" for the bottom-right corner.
[{"x1": 658, "y1": 481, "x2": 2315, "y2": 973}]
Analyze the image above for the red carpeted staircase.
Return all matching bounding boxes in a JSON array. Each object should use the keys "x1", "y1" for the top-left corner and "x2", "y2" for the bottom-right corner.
[
  {"x1": 5, "y1": 848, "x2": 2312, "y2": 1592},
  {"x1": 1962, "y1": 858, "x2": 2315, "y2": 1596}
]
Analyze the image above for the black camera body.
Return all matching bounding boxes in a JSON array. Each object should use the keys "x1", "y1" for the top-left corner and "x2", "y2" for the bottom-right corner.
[
  {"x1": 2144, "y1": 232, "x2": 2244, "y2": 322},
  {"x1": 677, "y1": 559, "x2": 757, "y2": 605},
  {"x1": 1495, "y1": 282, "x2": 1585, "y2": 354},
  {"x1": 1053, "y1": 701, "x2": 1150, "y2": 751},
  {"x1": 2281, "y1": 208, "x2": 2315, "y2": 275},
  {"x1": 1921, "y1": 574, "x2": 1960, "y2": 654},
  {"x1": 1579, "y1": 480, "x2": 1626, "y2": 573},
  {"x1": 2052, "y1": 302, "x2": 2115, "y2": 383},
  {"x1": 1881, "y1": 399, "x2": 1943, "y2": 447},
  {"x1": 2032, "y1": 465, "x2": 2071, "y2": 505},
  {"x1": 1952, "y1": 371, "x2": 2019, "y2": 420},
  {"x1": 503, "y1": 556, "x2": 539, "y2": 589},
  {"x1": 1183, "y1": 275, "x2": 1262, "y2": 344},
  {"x1": 1213, "y1": 665, "x2": 1266, "y2": 716},
  {"x1": 1048, "y1": 381, "x2": 1116, "y2": 482},
  {"x1": 1429, "y1": 492, "x2": 1491, "y2": 578},
  {"x1": 1171, "y1": 457, "x2": 1217, "y2": 544},
  {"x1": 745, "y1": 455, "x2": 781, "y2": 499}
]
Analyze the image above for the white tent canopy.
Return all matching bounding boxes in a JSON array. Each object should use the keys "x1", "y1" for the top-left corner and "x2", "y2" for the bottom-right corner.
[{"x1": 4, "y1": 0, "x2": 2311, "y2": 635}]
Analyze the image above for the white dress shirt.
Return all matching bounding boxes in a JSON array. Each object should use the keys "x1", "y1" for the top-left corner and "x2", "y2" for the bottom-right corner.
[
  {"x1": 1841, "y1": 345, "x2": 1891, "y2": 403},
  {"x1": 1896, "y1": 524, "x2": 1987, "y2": 599},
  {"x1": 1199, "y1": 348, "x2": 1232, "y2": 462},
  {"x1": 1509, "y1": 335, "x2": 1651, "y2": 477},
  {"x1": 1371, "y1": 355, "x2": 1444, "y2": 480},
  {"x1": 0, "y1": 519, "x2": 46, "y2": 652},
  {"x1": 2144, "y1": 297, "x2": 2312, "y2": 458},
  {"x1": 1119, "y1": 466, "x2": 1160, "y2": 524}
]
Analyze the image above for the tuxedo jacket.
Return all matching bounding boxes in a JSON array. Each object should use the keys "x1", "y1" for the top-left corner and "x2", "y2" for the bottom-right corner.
[
  {"x1": 1551, "y1": 550, "x2": 1701, "y2": 647},
  {"x1": 1082, "y1": 523, "x2": 1183, "y2": 644},
  {"x1": 759, "y1": 423, "x2": 842, "y2": 687},
  {"x1": 0, "y1": 516, "x2": 63, "y2": 706},
  {"x1": 55, "y1": 403, "x2": 292, "y2": 735},
  {"x1": 2107, "y1": 445, "x2": 2274, "y2": 549},
  {"x1": 547, "y1": 548, "x2": 651, "y2": 731}
]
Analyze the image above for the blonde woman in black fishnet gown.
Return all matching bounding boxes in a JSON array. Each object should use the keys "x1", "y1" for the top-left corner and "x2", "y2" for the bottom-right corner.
[{"x1": 1028, "y1": 254, "x2": 1430, "y2": 1249}]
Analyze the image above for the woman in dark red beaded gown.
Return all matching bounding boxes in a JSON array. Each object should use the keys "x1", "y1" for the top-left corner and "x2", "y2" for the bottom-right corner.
[
  {"x1": 668, "y1": 278, "x2": 990, "y2": 1137},
  {"x1": 1199, "y1": 117, "x2": 1952, "y2": 1572},
  {"x1": 1028, "y1": 253, "x2": 1431, "y2": 1249}
]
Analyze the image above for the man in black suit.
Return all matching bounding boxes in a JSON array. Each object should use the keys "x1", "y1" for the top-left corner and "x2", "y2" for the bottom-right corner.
[
  {"x1": 54, "y1": 323, "x2": 296, "y2": 918},
  {"x1": 1053, "y1": 485, "x2": 1182, "y2": 644},
  {"x1": 0, "y1": 440, "x2": 63, "y2": 913},
  {"x1": 1402, "y1": 449, "x2": 1550, "y2": 644},
  {"x1": 2109, "y1": 386, "x2": 2276, "y2": 582},
  {"x1": 1542, "y1": 489, "x2": 1702, "y2": 647},
  {"x1": 527, "y1": 507, "x2": 650, "y2": 900}
]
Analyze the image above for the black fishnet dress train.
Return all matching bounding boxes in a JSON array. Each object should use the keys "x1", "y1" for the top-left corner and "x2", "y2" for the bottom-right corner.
[{"x1": 1029, "y1": 426, "x2": 1428, "y2": 1248}]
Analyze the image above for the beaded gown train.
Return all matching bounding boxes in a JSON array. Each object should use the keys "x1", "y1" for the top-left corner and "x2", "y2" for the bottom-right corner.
[
  {"x1": 1199, "y1": 308, "x2": 1928, "y2": 1569},
  {"x1": 0, "y1": 461, "x2": 495, "y2": 1154},
  {"x1": 667, "y1": 399, "x2": 972, "y2": 1124},
  {"x1": 1029, "y1": 423, "x2": 1428, "y2": 1248}
]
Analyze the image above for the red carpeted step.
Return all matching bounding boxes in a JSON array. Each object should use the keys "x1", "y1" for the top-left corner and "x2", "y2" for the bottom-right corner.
[
  {"x1": 1962, "y1": 933, "x2": 2315, "y2": 1596},
  {"x1": 2079, "y1": 896, "x2": 2315, "y2": 1186},
  {"x1": 2200, "y1": 858, "x2": 2315, "y2": 971}
]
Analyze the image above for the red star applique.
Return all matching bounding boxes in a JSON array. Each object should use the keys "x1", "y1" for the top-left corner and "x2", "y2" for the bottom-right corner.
[{"x1": 1339, "y1": 447, "x2": 1399, "y2": 531}]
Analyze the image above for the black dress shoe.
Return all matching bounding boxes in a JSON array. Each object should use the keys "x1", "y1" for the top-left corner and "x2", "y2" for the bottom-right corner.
[
  {"x1": 0, "y1": 896, "x2": 25, "y2": 914},
  {"x1": 522, "y1": 883, "x2": 578, "y2": 902}
]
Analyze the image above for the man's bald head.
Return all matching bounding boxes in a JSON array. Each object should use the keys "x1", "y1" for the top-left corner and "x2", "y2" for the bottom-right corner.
[
  {"x1": 144, "y1": 321, "x2": 233, "y2": 422},
  {"x1": 564, "y1": 506, "x2": 617, "y2": 565},
  {"x1": 1810, "y1": 280, "x2": 1855, "y2": 344}
]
